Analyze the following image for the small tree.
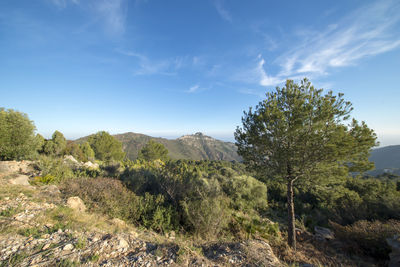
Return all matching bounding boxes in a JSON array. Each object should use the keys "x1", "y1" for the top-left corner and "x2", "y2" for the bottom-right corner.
[
  {"x1": 43, "y1": 130, "x2": 67, "y2": 156},
  {"x1": 35, "y1": 134, "x2": 46, "y2": 154},
  {"x1": 235, "y1": 79, "x2": 378, "y2": 249},
  {"x1": 0, "y1": 108, "x2": 38, "y2": 160},
  {"x1": 88, "y1": 131, "x2": 125, "y2": 161},
  {"x1": 138, "y1": 140, "x2": 169, "y2": 162},
  {"x1": 80, "y1": 142, "x2": 95, "y2": 162},
  {"x1": 52, "y1": 130, "x2": 67, "y2": 156},
  {"x1": 64, "y1": 141, "x2": 85, "y2": 161}
]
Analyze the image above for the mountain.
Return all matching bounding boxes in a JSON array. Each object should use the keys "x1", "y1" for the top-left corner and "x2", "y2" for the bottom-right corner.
[
  {"x1": 369, "y1": 145, "x2": 400, "y2": 175},
  {"x1": 77, "y1": 132, "x2": 241, "y2": 161}
]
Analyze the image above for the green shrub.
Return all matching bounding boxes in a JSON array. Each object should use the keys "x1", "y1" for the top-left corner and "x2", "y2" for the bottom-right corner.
[
  {"x1": 330, "y1": 219, "x2": 400, "y2": 260},
  {"x1": 61, "y1": 177, "x2": 178, "y2": 232},
  {"x1": 34, "y1": 156, "x2": 74, "y2": 183},
  {"x1": 0, "y1": 206, "x2": 20, "y2": 217},
  {"x1": 222, "y1": 175, "x2": 268, "y2": 212},
  {"x1": 75, "y1": 237, "x2": 87, "y2": 249},
  {"x1": 181, "y1": 195, "x2": 231, "y2": 238},
  {"x1": 32, "y1": 174, "x2": 56, "y2": 185},
  {"x1": 0, "y1": 108, "x2": 38, "y2": 160},
  {"x1": 138, "y1": 192, "x2": 176, "y2": 232},
  {"x1": 61, "y1": 177, "x2": 140, "y2": 222}
]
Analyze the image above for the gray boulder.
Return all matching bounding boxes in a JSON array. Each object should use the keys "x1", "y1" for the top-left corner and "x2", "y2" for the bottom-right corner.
[
  {"x1": 387, "y1": 235, "x2": 400, "y2": 267},
  {"x1": 314, "y1": 226, "x2": 334, "y2": 241}
]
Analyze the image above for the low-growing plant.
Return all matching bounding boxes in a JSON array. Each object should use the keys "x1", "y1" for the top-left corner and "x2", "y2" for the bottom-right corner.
[
  {"x1": 0, "y1": 251, "x2": 29, "y2": 267},
  {"x1": 18, "y1": 227, "x2": 42, "y2": 238},
  {"x1": 75, "y1": 237, "x2": 87, "y2": 249},
  {"x1": 330, "y1": 219, "x2": 400, "y2": 260},
  {"x1": 84, "y1": 253, "x2": 99, "y2": 263},
  {"x1": 55, "y1": 258, "x2": 79, "y2": 267},
  {"x1": 0, "y1": 206, "x2": 20, "y2": 217},
  {"x1": 32, "y1": 174, "x2": 56, "y2": 185}
]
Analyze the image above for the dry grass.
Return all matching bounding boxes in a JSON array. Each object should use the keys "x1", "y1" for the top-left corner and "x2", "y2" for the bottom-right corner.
[
  {"x1": 270, "y1": 235, "x2": 378, "y2": 267},
  {"x1": 0, "y1": 184, "x2": 35, "y2": 200}
]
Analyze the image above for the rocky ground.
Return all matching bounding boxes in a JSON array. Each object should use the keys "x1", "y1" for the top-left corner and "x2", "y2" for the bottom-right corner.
[
  {"x1": 2, "y1": 160, "x2": 398, "y2": 267},
  {"x1": 0, "y1": 161, "x2": 282, "y2": 267}
]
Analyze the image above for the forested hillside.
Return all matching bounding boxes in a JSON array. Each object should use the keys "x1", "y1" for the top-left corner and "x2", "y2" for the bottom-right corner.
[{"x1": 76, "y1": 132, "x2": 241, "y2": 161}]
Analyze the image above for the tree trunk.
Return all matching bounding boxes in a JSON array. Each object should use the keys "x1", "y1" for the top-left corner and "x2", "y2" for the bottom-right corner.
[{"x1": 287, "y1": 179, "x2": 296, "y2": 250}]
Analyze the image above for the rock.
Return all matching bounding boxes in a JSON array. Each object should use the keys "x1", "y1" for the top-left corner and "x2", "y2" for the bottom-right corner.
[
  {"x1": 64, "y1": 155, "x2": 79, "y2": 164},
  {"x1": 314, "y1": 226, "x2": 334, "y2": 240},
  {"x1": 130, "y1": 231, "x2": 139, "y2": 238},
  {"x1": 168, "y1": 231, "x2": 175, "y2": 240},
  {"x1": 8, "y1": 175, "x2": 30, "y2": 186},
  {"x1": 387, "y1": 235, "x2": 400, "y2": 267},
  {"x1": 83, "y1": 161, "x2": 99, "y2": 169},
  {"x1": 42, "y1": 243, "x2": 51, "y2": 250},
  {"x1": 0, "y1": 160, "x2": 33, "y2": 178},
  {"x1": 117, "y1": 238, "x2": 129, "y2": 249},
  {"x1": 42, "y1": 185, "x2": 61, "y2": 195},
  {"x1": 63, "y1": 243, "x2": 74, "y2": 250},
  {"x1": 67, "y1": 196, "x2": 86, "y2": 212},
  {"x1": 111, "y1": 218, "x2": 126, "y2": 227}
]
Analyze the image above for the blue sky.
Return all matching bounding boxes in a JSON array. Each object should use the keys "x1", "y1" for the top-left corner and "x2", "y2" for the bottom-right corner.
[{"x1": 1, "y1": 0, "x2": 399, "y2": 146}]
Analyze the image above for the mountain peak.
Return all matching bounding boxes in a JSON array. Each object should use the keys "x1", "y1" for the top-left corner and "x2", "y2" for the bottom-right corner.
[{"x1": 178, "y1": 132, "x2": 215, "y2": 141}]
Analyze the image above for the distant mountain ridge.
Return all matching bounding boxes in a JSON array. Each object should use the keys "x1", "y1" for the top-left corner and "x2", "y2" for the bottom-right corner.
[
  {"x1": 75, "y1": 132, "x2": 399, "y2": 172},
  {"x1": 76, "y1": 132, "x2": 241, "y2": 161},
  {"x1": 369, "y1": 145, "x2": 400, "y2": 175}
]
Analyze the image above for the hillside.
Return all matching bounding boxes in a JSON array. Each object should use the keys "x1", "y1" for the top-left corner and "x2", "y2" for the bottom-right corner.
[
  {"x1": 0, "y1": 161, "x2": 282, "y2": 267},
  {"x1": 77, "y1": 132, "x2": 241, "y2": 161},
  {"x1": 369, "y1": 145, "x2": 400, "y2": 175}
]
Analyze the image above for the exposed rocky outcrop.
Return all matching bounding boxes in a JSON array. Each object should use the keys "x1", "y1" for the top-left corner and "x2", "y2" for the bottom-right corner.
[{"x1": 0, "y1": 160, "x2": 33, "y2": 179}]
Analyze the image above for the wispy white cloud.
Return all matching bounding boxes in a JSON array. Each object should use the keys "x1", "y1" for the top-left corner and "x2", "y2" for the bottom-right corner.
[
  {"x1": 49, "y1": 0, "x2": 127, "y2": 35},
  {"x1": 213, "y1": 0, "x2": 232, "y2": 22},
  {"x1": 95, "y1": 0, "x2": 126, "y2": 35},
  {"x1": 238, "y1": 88, "x2": 265, "y2": 98},
  {"x1": 187, "y1": 84, "x2": 200, "y2": 93},
  {"x1": 257, "y1": 56, "x2": 285, "y2": 86},
  {"x1": 50, "y1": 0, "x2": 79, "y2": 8},
  {"x1": 245, "y1": 0, "x2": 400, "y2": 88},
  {"x1": 185, "y1": 84, "x2": 210, "y2": 94},
  {"x1": 117, "y1": 49, "x2": 188, "y2": 76}
]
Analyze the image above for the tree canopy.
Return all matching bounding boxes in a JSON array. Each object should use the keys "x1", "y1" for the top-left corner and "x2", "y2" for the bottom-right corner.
[
  {"x1": 88, "y1": 131, "x2": 125, "y2": 161},
  {"x1": 138, "y1": 140, "x2": 169, "y2": 162},
  {"x1": 80, "y1": 142, "x2": 95, "y2": 162},
  {"x1": 235, "y1": 79, "x2": 378, "y2": 249},
  {"x1": 0, "y1": 108, "x2": 38, "y2": 160},
  {"x1": 43, "y1": 130, "x2": 67, "y2": 156}
]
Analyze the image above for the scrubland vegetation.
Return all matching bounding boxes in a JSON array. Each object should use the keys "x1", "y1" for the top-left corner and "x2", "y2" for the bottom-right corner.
[{"x1": 1, "y1": 79, "x2": 400, "y2": 265}]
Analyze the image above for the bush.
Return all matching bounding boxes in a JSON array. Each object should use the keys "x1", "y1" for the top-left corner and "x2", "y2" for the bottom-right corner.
[
  {"x1": 181, "y1": 195, "x2": 231, "y2": 238},
  {"x1": 120, "y1": 159, "x2": 274, "y2": 238},
  {"x1": 0, "y1": 108, "x2": 38, "y2": 160},
  {"x1": 137, "y1": 192, "x2": 176, "y2": 232},
  {"x1": 33, "y1": 156, "x2": 74, "y2": 183},
  {"x1": 222, "y1": 175, "x2": 268, "y2": 212},
  {"x1": 61, "y1": 177, "x2": 140, "y2": 222},
  {"x1": 330, "y1": 219, "x2": 400, "y2": 260},
  {"x1": 61, "y1": 177, "x2": 178, "y2": 232},
  {"x1": 32, "y1": 174, "x2": 56, "y2": 185},
  {"x1": 88, "y1": 131, "x2": 125, "y2": 161}
]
